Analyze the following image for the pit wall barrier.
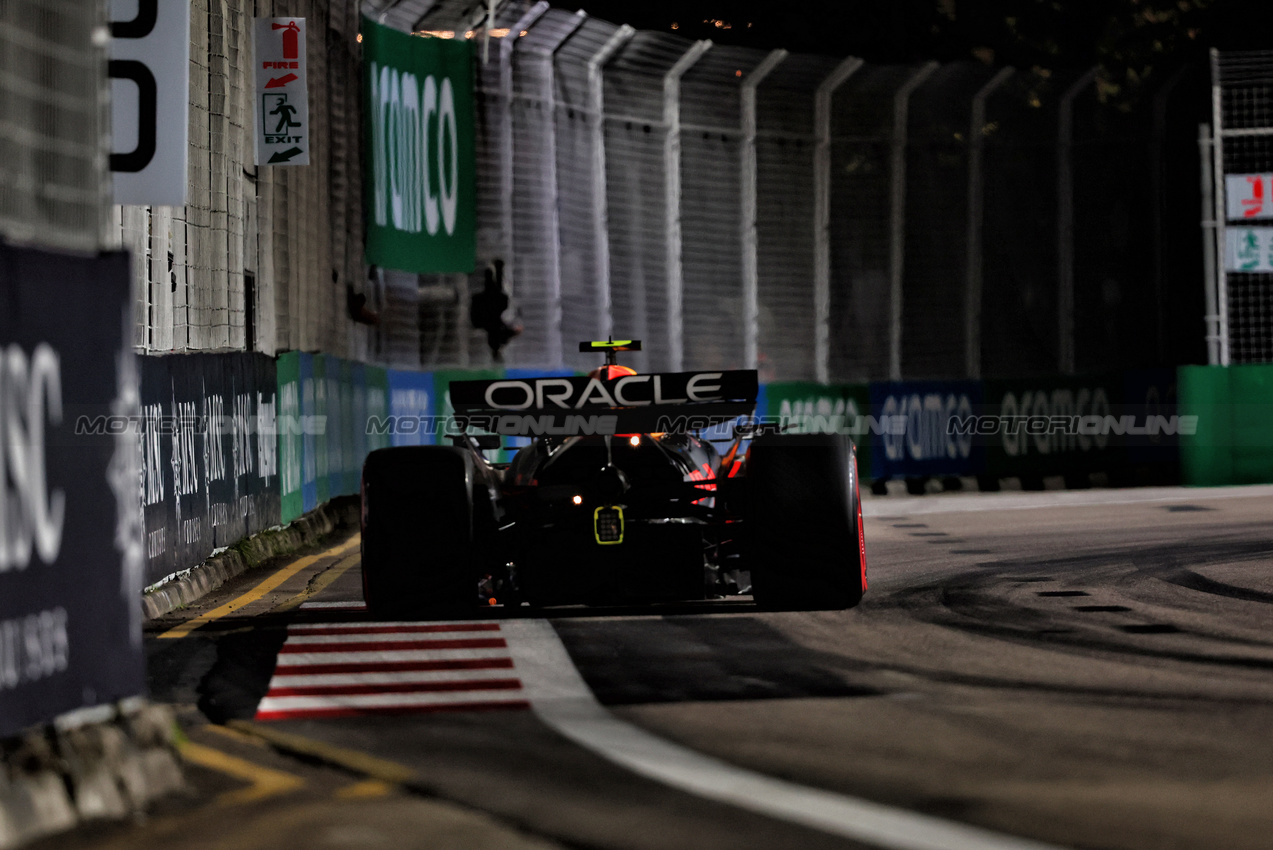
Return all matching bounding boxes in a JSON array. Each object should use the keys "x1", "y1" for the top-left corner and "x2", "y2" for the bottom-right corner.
[
  {"x1": 1, "y1": 240, "x2": 147, "y2": 737},
  {"x1": 1178, "y1": 365, "x2": 1273, "y2": 486},
  {"x1": 139, "y1": 353, "x2": 281, "y2": 586},
  {"x1": 763, "y1": 369, "x2": 1183, "y2": 485},
  {"x1": 143, "y1": 358, "x2": 1265, "y2": 584}
]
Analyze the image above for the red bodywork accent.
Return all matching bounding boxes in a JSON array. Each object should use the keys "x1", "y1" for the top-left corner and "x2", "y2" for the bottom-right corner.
[
  {"x1": 687, "y1": 462, "x2": 717, "y2": 504},
  {"x1": 587, "y1": 364, "x2": 638, "y2": 381},
  {"x1": 854, "y1": 449, "x2": 867, "y2": 591}
]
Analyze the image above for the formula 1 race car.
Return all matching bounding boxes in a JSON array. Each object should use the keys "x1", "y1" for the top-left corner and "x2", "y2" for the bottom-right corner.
[{"x1": 359, "y1": 341, "x2": 866, "y2": 616}]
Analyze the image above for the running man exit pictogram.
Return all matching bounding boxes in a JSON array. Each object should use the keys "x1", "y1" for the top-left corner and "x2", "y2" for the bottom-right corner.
[{"x1": 266, "y1": 94, "x2": 301, "y2": 133}]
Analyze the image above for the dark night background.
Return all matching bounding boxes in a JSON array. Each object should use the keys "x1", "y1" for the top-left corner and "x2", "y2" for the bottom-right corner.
[
  {"x1": 573, "y1": 0, "x2": 1273, "y2": 106},
  {"x1": 554, "y1": 0, "x2": 1273, "y2": 373}
]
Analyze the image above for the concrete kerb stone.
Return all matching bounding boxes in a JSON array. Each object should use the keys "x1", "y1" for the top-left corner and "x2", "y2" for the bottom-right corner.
[
  {"x1": 2, "y1": 500, "x2": 359, "y2": 849},
  {"x1": 0, "y1": 703, "x2": 181, "y2": 850},
  {"x1": 141, "y1": 498, "x2": 360, "y2": 621}
]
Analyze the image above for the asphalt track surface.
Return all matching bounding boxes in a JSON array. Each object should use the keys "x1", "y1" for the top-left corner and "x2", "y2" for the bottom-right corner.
[{"x1": 81, "y1": 485, "x2": 1273, "y2": 850}]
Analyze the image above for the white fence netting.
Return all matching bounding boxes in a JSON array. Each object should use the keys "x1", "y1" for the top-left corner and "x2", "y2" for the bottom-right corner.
[
  {"x1": 402, "y1": 2, "x2": 1202, "y2": 381},
  {"x1": 117, "y1": 0, "x2": 368, "y2": 361},
  {"x1": 1213, "y1": 49, "x2": 1273, "y2": 365},
  {"x1": 81, "y1": 0, "x2": 1206, "y2": 379},
  {"x1": 0, "y1": 0, "x2": 108, "y2": 254}
]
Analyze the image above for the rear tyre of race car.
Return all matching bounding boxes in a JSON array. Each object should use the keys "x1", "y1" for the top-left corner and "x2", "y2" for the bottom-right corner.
[
  {"x1": 360, "y1": 446, "x2": 476, "y2": 619},
  {"x1": 745, "y1": 433, "x2": 867, "y2": 611}
]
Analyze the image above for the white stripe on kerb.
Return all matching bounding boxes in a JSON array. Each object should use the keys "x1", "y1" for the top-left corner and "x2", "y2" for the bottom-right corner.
[
  {"x1": 288, "y1": 619, "x2": 492, "y2": 631},
  {"x1": 268, "y1": 669, "x2": 516, "y2": 688},
  {"x1": 501, "y1": 619, "x2": 1068, "y2": 850},
  {"x1": 256, "y1": 690, "x2": 526, "y2": 713},
  {"x1": 283, "y1": 632, "x2": 503, "y2": 645},
  {"x1": 274, "y1": 648, "x2": 512, "y2": 666}
]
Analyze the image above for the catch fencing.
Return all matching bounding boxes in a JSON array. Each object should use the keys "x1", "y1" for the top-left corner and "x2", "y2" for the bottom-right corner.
[
  {"x1": 1208, "y1": 48, "x2": 1273, "y2": 365},
  {"x1": 0, "y1": 0, "x2": 109, "y2": 253},
  {"x1": 114, "y1": 0, "x2": 368, "y2": 361},
  {"x1": 406, "y1": 2, "x2": 1205, "y2": 382}
]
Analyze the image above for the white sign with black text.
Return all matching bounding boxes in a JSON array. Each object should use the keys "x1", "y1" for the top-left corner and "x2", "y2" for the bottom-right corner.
[
  {"x1": 253, "y1": 18, "x2": 310, "y2": 166},
  {"x1": 109, "y1": 0, "x2": 191, "y2": 205}
]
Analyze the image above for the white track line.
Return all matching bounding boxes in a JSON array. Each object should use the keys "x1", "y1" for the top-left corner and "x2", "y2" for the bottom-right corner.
[
  {"x1": 299, "y1": 600, "x2": 368, "y2": 609},
  {"x1": 502, "y1": 619, "x2": 1066, "y2": 850},
  {"x1": 863, "y1": 483, "x2": 1273, "y2": 518},
  {"x1": 256, "y1": 690, "x2": 527, "y2": 712}
]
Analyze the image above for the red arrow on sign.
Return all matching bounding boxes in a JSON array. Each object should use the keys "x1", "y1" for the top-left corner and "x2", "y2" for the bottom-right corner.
[{"x1": 266, "y1": 74, "x2": 298, "y2": 88}]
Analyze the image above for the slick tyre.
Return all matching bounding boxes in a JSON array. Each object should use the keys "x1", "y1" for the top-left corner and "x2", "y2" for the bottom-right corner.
[
  {"x1": 745, "y1": 433, "x2": 867, "y2": 611},
  {"x1": 360, "y1": 446, "x2": 477, "y2": 619}
]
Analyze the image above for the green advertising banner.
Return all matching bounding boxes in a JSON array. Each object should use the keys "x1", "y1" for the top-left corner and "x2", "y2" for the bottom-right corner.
[
  {"x1": 277, "y1": 351, "x2": 304, "y2": 523},
  {"x1": 1179, "y1": 365, "x2": 1273, "y2": 486},
  {"x1": 314, "y1": 355, "x2": 330, "y2": 507},
  {"x1": 764, "y1": 382, "x2": 873, "y2": 479},
  {"x1": 363, "y1": 19, "x2": 476, "y2": 273}
]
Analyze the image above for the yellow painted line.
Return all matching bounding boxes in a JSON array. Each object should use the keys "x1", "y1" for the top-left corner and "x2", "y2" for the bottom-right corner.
[
  {"x1": 203, "y1": 723, "x2": 268, "y2": 749},
  {"x1": 178, "y1": 740, "x2": 305, "y2": 805},
  {"x1": 158, "y1": 536, "x2": 359, "y2": 639},
  {"x1": 226, "y1": 720, "x2": 417, "y2": 785},
  {"x1": 335, "y1": 779, "x2": 395, "y2": 799},
  {"x1": 273, "y1": 551, "x2": 362, "y2": 613}
]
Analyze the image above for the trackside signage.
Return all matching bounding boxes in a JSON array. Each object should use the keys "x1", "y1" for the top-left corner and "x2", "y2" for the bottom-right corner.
[
  {"x1": 253, "y1": 17, "x2": 310, "y2": 166},
  {"x1": 449, "y1": 371, "x2": 759, "y2": 436},
  {"x1": 109, "y1": 0, "x2": 191, "y2": 204},
  {"x1": 0, "y1": 242, "x2": 144, "y2": 737},
  {"x1": 450, "y1": 371, "x2": 759, "y2": 412},
  {"x1": 362, "y1": 18, "x2": 476, "y2": 273}
]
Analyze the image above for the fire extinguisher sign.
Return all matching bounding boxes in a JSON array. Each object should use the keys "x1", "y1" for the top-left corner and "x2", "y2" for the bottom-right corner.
[{"x1": 253, "y1": 18, "x2": 310, "y2": 166}]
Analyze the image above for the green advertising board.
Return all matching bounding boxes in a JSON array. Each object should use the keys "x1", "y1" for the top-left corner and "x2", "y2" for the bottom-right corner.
[
  {"x1": 1179, "y1": 365, "x2": 1273, "y2": 486},
  {"x1": 277, "y1": 351, "x2": 304, "y2": 523},
  {"x1": 764, "y1": 382, "x2": 873, "y2": 479},
  {"x1": 362, "y1": 19, "x2": 476, "y2": 273}
]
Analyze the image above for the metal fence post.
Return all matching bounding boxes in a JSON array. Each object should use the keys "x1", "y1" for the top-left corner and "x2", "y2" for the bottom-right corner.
[
  {"x1": 813, "y1": 57, "x2": 863, "y2": 384},
  {"x1": 499, "y1": 2, "x2": 550, "y2": 304},
  {"x1": 587, "y1": 24, "x2": 635, "y2": 345},
  {"x1": 1209, "y1": 48, "x2": 1230, "y2": 366},
  {"x1": 663, "y1": 40, "x2": 712, "y2": 373},
  {"x1": 888, "y1": 62, "x2": 938, "y2": 382},
  {"x1": 1199, "y1": 123, "x2": 1222, "y2": 365},
  {"x1": 1057, "y1": 67, "x2": 1097, "y2": 375},
  {"x1": 741, "y1": 49, "x2": 787, "y2": 371},
  {"x1": 534, "y1": 11, "x2": 586, "y2": 367},
  {"x1": 964, "y1": 67, "x2": 1014, "y2": 380}
]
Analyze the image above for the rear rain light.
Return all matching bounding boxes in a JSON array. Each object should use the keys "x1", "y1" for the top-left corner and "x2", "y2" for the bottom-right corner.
[{"x1": 593, "y1": 506, "x2": 625, "y2": 545}]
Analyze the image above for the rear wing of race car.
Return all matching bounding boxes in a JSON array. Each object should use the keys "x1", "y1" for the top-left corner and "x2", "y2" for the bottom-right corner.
[{"x1": 449, "y1": 370, "x2": 758, "y2": 436}]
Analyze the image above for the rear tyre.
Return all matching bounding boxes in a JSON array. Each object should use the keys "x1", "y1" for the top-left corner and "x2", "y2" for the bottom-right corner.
[
  {"x1": 360, "y1": 446, "x2": 477, "y2": 619},
  {"x1": 745, "y1": 433, "x2": 866, "y2": 611}
]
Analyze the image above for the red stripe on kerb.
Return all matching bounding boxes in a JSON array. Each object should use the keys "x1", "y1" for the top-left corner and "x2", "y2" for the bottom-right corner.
[
  {"x1": 278, "y1": 637, "x2": 507, "y2": 653},
  {"x1": 292, "y1": 624, "x2": 501, "y2": 637},
  {"x1": 254, "y1": 701, "x2": 531, "y2": 720},
  {"x1": 264, "y1": 679, "x2": 523, "y2": 697},
  {"x1": 274, "y1": 658, "x2": 514, "y2": 675}
]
